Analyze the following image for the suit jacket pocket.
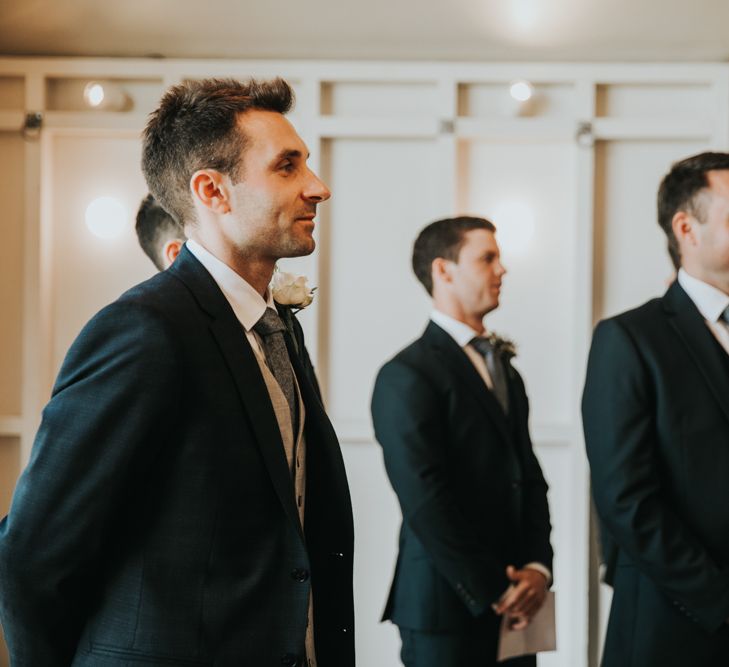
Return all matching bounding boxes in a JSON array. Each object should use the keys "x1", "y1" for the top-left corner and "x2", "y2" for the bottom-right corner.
[
  {"x1": 86, "y1": 643, "x2": 210, "y2": 665},
  {"x1": 85, "y1": 551, "x2": 208, "y2": 662}
]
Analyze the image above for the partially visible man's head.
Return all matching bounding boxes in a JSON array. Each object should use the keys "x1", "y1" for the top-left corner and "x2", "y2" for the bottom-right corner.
[
  {"x1": 658, "y1": 151, "x2": 729, "y2": 271},
  {"x1": 135, "y1": 194, "x2": 185, "y2": 271},
  {"x1": 413, "y1": 216, "x2": 506, "y2": 319},
  {"x1": 141, "y1": 77, "x2": 294, "y2": 228}
]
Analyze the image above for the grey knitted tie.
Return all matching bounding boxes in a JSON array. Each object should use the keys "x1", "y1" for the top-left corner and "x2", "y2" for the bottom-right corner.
[
  {"x1": 254, "y1": 308, "x2": 298, "y2": 436},
  {"x1": 470, "y1": 336, "x2": 510, "y2": 414}
]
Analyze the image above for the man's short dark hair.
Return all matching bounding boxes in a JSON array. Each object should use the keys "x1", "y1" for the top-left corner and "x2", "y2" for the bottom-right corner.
[
  {"x1": 135, "y1": 194, "x2": 184, "y2": 271},
  {"x1": 412, "y1": 216, "x2": 496, "y2": 295},
  {"x1": 142, "y1": 77, "x2": 294, "y2": 227},
  {"x1": 658, "y1": 151, "x2": 729, "y2": 269}
]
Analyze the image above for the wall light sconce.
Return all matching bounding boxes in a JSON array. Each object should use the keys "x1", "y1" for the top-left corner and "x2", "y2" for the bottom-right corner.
[
  {"x1": 85, "y1": 197, "x2": 128, "y2": 240},
  {"x1": 510, "y1": 80, "x2": 534, "y2": 103},
  {"x1": 509, "y1": 79, "x2": 538, "y2": 116},
  {"x1": 575, "y1": 121, "x2": 595, "y2": 148},
  {"x1": 83, "y1": 81, "x2": 131, "y2": 111}
]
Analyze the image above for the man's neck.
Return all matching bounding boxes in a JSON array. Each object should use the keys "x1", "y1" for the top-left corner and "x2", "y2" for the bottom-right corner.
[
  {"x1": 189, "y1": 234, "x2": 274, "y2": 297},
  {"x1": 224, "y1": 254, "x2": 274, "y2": 298},
  {"x1": 681, "y1": 264, "x2": 729, "y2": 297},
  {"x1": 432, "y1": 300, "x2": 485, "y2": 335}
]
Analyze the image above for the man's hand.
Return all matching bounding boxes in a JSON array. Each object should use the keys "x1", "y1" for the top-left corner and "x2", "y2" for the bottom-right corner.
[{"x1": 493, "y1": 565, "x2": 548, "y2": 627}]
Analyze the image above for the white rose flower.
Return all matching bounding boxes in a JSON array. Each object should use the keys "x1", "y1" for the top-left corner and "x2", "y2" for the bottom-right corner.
[{"x1": 270, "y1": 271, "x2": 315, "y2": 309}]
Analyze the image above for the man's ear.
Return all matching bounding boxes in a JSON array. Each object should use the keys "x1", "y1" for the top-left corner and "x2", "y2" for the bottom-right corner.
[
  {"x1": 672, "y1": 210, "x2": 697, "y2": 250},
  {"x1": 190, "y1": 169, "x2": 231, "y2": 214},
  {"x1": 431, "y1": 257, "x2": 453, "y2": 288},
  {"x1": 162, "y1": 238, "x2": 184, "y2": 269}
]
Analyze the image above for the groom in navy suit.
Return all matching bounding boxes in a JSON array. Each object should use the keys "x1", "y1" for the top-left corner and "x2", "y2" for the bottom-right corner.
[{"x1": 0, "y1": 77, "x2": 353, "y2": 667}]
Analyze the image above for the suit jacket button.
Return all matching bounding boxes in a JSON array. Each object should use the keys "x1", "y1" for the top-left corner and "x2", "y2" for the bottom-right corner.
[
  {"x1": 291, "y1": 568, "x2": 310, "y2": 582},
  {"x1": 281, "y1": 654, "x2": 299, "y2": 666}
]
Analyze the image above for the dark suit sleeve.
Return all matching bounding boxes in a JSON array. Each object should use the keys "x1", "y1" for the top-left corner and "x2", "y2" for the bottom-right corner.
[
  {"x1": 510, "y1": 369, "x2": 553, "y2": 572},
  {"x1": 372, "y1": 360, "x2": 508, "y2": 615},
  {"x1": 0, "y1": 301, "x2": 182, "y2": 665},
  {"x1": 582, "y1": 319, "x2": 729, "y2": 632}
]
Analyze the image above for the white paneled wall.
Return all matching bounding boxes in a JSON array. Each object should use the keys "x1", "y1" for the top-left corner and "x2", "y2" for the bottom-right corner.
[
  {"x1": 594, "y1": 139, "x2": 709, "y2": 318},
  {"x1": 49, "y1": 134, "x2": 153, "y2": 371},
  {"x1": 461, "y1": 139, "x2": 579, "y2": 426},
  {"x1": 324, "y1": 137, "x2": 440, "y2": 435},
  {"x1": 2, "y1": 58, "x2": 729, "y2": 667}
]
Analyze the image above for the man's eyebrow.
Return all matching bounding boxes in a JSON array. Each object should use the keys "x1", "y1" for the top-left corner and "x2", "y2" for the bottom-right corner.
[{"x1": 274, "y1": 149, "x2": 307, "y2": 161}]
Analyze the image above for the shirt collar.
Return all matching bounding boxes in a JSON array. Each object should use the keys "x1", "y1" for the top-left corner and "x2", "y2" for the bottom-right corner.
[
  {"x1": 186, "y1": 239, "x2": 275, "y2": 331},
  {"x1": 677, "y1": 268, "x2": 729, "y2": 323},
  {"x1": 430, "y1": 309, "x2": 484, "y2": 348}
]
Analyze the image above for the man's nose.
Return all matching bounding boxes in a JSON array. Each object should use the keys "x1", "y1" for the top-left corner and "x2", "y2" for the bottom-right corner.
[{"x1": 304, "y1": 169, "x2": 331, "y2": 202}]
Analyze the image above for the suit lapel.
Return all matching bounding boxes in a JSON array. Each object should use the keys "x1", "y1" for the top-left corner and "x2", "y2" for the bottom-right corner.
[
  {"x1": 284, "y1": 330, "x2": 343, "y2": 460},
  {"x1": 664, "y1": 281, "x2": 729, "y2": 425},
  {"x1": 424, "y1": 321, "x2": 512, "y2": 444},
  {"x1": 284, "y1": 327, "x2": 354, "y2": 541},
  {"x1": 170, "y1": 247, "x2": 304, "y2": 540}
]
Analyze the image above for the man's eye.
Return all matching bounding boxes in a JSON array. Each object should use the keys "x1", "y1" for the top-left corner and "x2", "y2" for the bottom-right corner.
[{"x1": 279, "y1": 161, "x2": 295, "y2": 172}]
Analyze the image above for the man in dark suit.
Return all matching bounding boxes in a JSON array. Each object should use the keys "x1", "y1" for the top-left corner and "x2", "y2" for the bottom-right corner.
[
  {"x1": 0, "y1": 77, "x2": 353, "y2": 667},
  {"x1": 583, "y1": 151, "x2": 729, "y2": 666},
  {"x1": 371, "y1": 216, "x2": 553, "y2": 667}
]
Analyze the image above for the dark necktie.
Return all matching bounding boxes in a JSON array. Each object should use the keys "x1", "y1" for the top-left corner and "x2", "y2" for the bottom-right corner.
[
  {"x1": 253, "y1": 308, "x2": 298, "y2": 436},
  {"x1": 470, "y1": 336, "x2": 510, "y2": 414},
  {"x1": 722, "y1": 305, "x2": 729, "y2": 325}
]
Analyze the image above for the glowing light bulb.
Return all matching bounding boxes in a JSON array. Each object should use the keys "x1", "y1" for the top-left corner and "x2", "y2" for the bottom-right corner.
[
  {"x1": 84, "y1": 82, "x2": 106, "y2": 108},
  {"x1": 85, "y1": 197, "x2": 127, "y2": 240},
  {"x1": 510, "y1": 80, "x2": 534, "y2": 103}
]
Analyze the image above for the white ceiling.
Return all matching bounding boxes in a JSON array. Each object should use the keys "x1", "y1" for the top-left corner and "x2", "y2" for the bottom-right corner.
[{"x1": 1, "y1": 0, "x2": 729, "y2": 62}]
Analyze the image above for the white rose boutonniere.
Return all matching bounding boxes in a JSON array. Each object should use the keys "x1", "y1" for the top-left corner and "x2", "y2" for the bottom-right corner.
[{"x1": 270, "y1": 271, "x2": 316, "y2": 312}]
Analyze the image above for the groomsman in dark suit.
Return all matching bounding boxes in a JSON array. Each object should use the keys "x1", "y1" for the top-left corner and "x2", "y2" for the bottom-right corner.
[
  {"x1": 371, "y1": 216, "x2": 553, "y2": 667},
  {"x1": 0, "y1": 77, "x2": 353, "y2": 666},
  {"x1": 583, "y1": 151, "x2": 729, "y2": 667}
]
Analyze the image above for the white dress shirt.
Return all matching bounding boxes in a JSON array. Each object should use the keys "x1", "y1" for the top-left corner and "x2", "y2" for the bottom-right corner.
[
  {"x1": 186, "y1": 239, "x2": 273, "y2": 362},
  {"x1": 430, "y1": 309, "x2": 552, "y2": 585},
  {"x1": 430, "y1": 310, "x2": 495, "y2": 388},
  {"x1": 678, "y1": 269, "x2": 729, "y2": 356}
]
